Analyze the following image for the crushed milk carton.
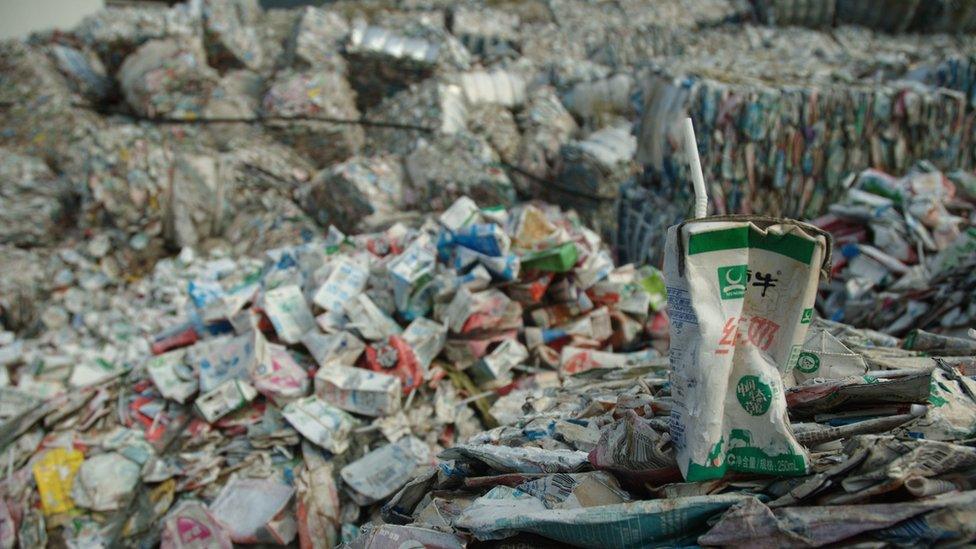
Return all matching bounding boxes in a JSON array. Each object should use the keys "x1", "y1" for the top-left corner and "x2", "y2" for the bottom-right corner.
[{"x1": 664, "y1": 216, "x2": 830, "y2": 480}]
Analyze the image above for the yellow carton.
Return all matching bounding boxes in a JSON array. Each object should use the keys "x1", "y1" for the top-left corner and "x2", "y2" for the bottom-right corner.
[{"x1": 32, "y1": 448, "x2": 84, "y2": 515}]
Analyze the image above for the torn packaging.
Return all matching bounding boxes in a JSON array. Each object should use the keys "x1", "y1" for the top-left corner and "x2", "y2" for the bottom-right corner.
[
  {"x1": 117, "y1": 38, "x2": 219, "y2": 120},
  {"x1": 345, "y1": 524, "x2": 464, "y2": 549},
  {"x1": 296, "y1": 458, "x2": 341, "y2": 548},
  {"x1": 161, "y1": 501, "x2": 233, "y2": 549},
  {"x1": 786, "y1": 373, "x2": 932, "y2": 418},
  {"x1": 33, "y1": 448, "x2": 84, "y2": 516},
  {"x1": 209, "y1": 476, "x2": 296, "y2": 545},
  {"x1": 516, "y1": 471, "x2": 630, "y2": 509},
  {"x1": 456, "y1": 490, "x2": 751, "y2": 548},
  {"x1": 792, "y1": 328, "x2": 867, "y2": 383},
  {"x1": 364, "y1": 336, "x2": 423, "y2": 394},
  {"x1": 70, "y1": 452, "x2": 142, "y2": 512},
  {"x1": 698, "y1": 492, "x2": 976, "y2": 548},
  {"x1": 902, "y1": 365, "x2": 976, "y2": 441},
  {"x1": 440, "y1": 444, "x2": 589, "y2": 474},
  {"x1": 341, "y1": 436, "x2": 431, "y2": 506},
  {"x1": 588, "y1": 410, "x2": 680, "y2": 485},
  {"x1": 146, "y1": 348, "x2": 196, "y2": 404},
  {"x1": 834, "y1": 436, "x2": 976, "y2": 502}
]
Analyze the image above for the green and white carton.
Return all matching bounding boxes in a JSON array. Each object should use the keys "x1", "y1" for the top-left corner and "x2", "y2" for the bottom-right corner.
[{"x1": 664, "y1": 216, "x2": 830, "y2": 481}]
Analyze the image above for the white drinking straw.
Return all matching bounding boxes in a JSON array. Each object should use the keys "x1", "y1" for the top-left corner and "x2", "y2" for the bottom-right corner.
[{"x1": 683, "y1": 117, "x2": 708, "y2": 219}]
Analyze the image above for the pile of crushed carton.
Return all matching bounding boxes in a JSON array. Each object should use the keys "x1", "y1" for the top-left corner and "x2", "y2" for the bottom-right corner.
[
  {"x1": 0, "y1": 195, "x2": 671, "y2": 547},
  {"x1": 815, "y1": 163, "x2": 976, "y2": 335},
  {"x1": 1, "y1": 0, "x2": 976, "y2": 547}
]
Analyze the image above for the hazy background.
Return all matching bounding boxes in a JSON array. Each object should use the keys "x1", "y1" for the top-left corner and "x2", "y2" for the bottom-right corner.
[{"x1": 0, "y1": 0, "x2": 104, "y2": 39}]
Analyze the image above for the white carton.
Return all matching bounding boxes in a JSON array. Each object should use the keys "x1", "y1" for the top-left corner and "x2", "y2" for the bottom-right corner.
[
  {"x1": 315, "y1": 364, "x2": 401, "y2": 417},
  {"x1": 302, "y1": 330, "x2": 365, "y2": 368},
  {"x1": 195, "y1": 379, "x2": 259, "y2": 423},
  {"x1": 282, "y1": 396, "x2": 354, "y2": 454},
  {"x1": 146, "y1": 348, "x2": 196, "y2": 404},
  {"x1": 312, "y1": 259, "x2": 369, "y2": 312},
  {"x1": 664, "y1": 217, "x2": 829, "y2": 480},
  {"x1": 262, "y1": 284, "x2": 316, "y2": 345},
  {"x1": 401, "y1": 317, "x2": 448, "y2": 378},
  {"x1": 340, "y1": 436, "x2": 430, "y2": 505}
]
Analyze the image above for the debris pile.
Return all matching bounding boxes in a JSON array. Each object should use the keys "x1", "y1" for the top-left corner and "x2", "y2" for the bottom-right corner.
[
  {"x1": 0, "y1": 0, "x2": 975, "y2": 547},
  {"x1": 815, "y1": 163, "x2": 976, "y2": 336},
  {"x1": 349, "y1": 315, "x2": 976, "y2": 548},
  {"x1": 0, "y1": 197, "x2": 670, "y2": 547}
]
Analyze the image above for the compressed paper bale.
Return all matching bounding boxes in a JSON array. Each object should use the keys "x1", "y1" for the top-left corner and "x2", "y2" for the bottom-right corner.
[
  {"x1": 218, "y1": 138, "x2": 313, "y2": 198},
  {"x1": 911, "y1": 0, "x2": 976, "y2": 33},
  {"x1": 193, "y1": 137, "x2": 315, "y2": 251},
  {"x1": 285, "y1": 6, "x2": 349, "y2": 71},
  {"x1": 298, "y1": 155, "x2": 407, "y2": 232},
  {"x1": 203, "y1": 69, "x2": 264, "y2": 121},
  {"x1": 519, "y1": 23, "x2": 588, "y2": 66},
  {"x1": 467, "y1": 104, "x2": 522, "y2": 166},
  {"x1": 555, "y1": 124, "x2": 636, "y2": 199},
  {"x1": 369, "y1": 11, "x2": 472, "y2": 73},
  {"x1": 72, "y1": 3, "x2": 200, "y2": 74},
  {"x1": 364, "y1": 79, "x2": 467, "y2": 156},
  {"x1": 262, "y1": 70, "x2": 364, "y2": 167},
  {"x1": 457, "y1": 69, "x2": 527, "y2": 108},
  {"x1": 0, "y1": 41, "x2": 104, "y2": 165},
  {"x1": 562, "y1": 73, "x2": 635, "y2": 122},
  {"x1": 162, "y1": 154, "x2": 224, "y2": 249},
  {"x1": 0, "y1": 42, "x2": 76, "y2": 106},
  {"x1": 405, "y1": 132, "x2": 516, "y2": 212},
  {"x1": 220, "y1": 192, "x2": 320, "y2": 256},
  {"x1": 47, "y1": 44, "x2": 113, "y2": 103},
  {"x1": 753, "y1": 0, "x2": 837, "y2": 27},
  {"x1": 512, "y1": 86, "x2": 578, "y2": 196},
  {"x1": 53, "y1": 122, "x2": 224, "y2": 252},
  {"x1": 202, "y1": 0, "x2": 265, "y2": 72},
  {"x1": 836, "y1": 0, "x2": 922, "y2": 33},
  {"x1": 263, "y1": 118, "x2": 362, "y2": 168},
  {"x1": 117, "y1": 38, "x2": 220, "y2": 120},
  {"x1": 0, "y1": 246, "x2": 55, "y2": 332},
  {"x1": 63, "y1": 124, "x2": 173, "y2": 239},
  {"x1": 345, "y1": 20, "x2": 470, "y2": 111},
  {"x1": 615, "y1": 0, "x2": 753, "y2": 28},
  {"x1": 451, "y1": 5, "x2": 521, "y2": 60},
  {"x1": 346, "y1": 23, "x2": 441, "y2": 110},
  {"x1": 0, "y1": 149, "x2": 75, "y2": 248}
]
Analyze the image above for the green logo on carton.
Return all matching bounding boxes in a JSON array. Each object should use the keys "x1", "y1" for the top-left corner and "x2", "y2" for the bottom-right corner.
[
  {"x1": 800, "y1": 308, "x2": 813, "y2": 324},
  {"x1": 736, "y1": 375, "x2": 772, "y2": 416},
  {"x1": 796, "y1": 352, "x2": 820, "y2": 373},
  {"x1": 717, "y1": 265, "x2": 748, "y2": 300}
]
